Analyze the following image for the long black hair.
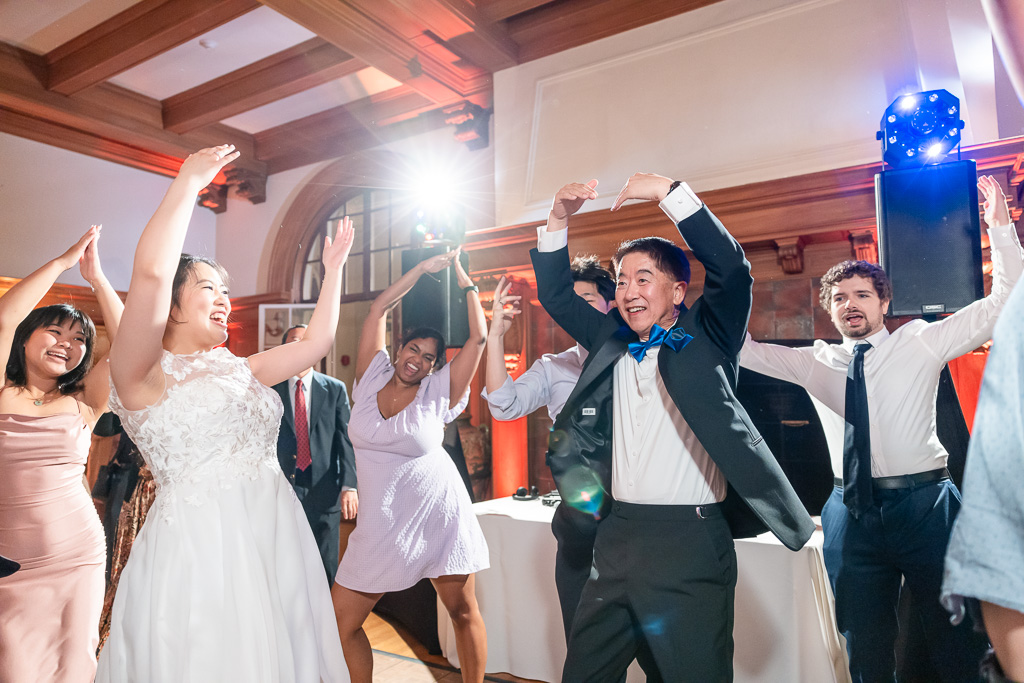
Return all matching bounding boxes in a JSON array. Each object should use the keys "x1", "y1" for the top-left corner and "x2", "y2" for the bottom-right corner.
[
  {"x1": 6, "y1": 304, "x2": 97, "y2": 394},
  {"x1": 401, "y1": 327, "x2": 447, "y2": 370}
]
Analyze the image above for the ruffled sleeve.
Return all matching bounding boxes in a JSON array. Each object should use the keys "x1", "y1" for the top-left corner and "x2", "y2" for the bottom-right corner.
[{"x1": 352, "y1": 350, "x2": 393, "y2": 404}]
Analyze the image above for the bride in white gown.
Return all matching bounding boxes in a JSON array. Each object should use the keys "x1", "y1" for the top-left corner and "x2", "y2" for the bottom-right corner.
[{"x1": 97, "y1": 145, "x2": 353, "y2": 682}]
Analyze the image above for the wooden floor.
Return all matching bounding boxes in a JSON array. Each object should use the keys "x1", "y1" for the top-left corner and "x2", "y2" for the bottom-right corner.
[{"x1": 365, "y1": 611, "x2": 541, "y2": 683}]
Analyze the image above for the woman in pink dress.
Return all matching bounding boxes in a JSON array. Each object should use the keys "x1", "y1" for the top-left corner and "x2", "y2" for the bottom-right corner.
[
  {"x1": 0, "y1": 225, "x2": 123, "y2": 683},
  {"x1": 331, "y1": 248, "x2": 489, "y2": 683}
]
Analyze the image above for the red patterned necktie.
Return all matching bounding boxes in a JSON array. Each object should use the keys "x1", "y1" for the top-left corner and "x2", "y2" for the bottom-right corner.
[{"x1": 294, "y1": 381, "x2": 311, "y2": 471}]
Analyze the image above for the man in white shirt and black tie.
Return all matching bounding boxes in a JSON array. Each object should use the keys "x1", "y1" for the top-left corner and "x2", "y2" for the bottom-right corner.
[
  {"x1": 741, "y1": 175, "x2": 1023, "y2": 682},
  {"x1": 273, "y1": 325, "x2": 358, "y2": 583}
]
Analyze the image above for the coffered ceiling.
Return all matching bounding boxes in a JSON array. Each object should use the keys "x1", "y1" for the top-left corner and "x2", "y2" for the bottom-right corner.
[{"x1": 0, "y1": 0, "x2": 725, "y2": 205}]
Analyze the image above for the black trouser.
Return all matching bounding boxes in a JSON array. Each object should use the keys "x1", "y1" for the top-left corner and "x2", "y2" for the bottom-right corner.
[{"x1": 561, "y1": 501, "x2": 736, "y2": 683}]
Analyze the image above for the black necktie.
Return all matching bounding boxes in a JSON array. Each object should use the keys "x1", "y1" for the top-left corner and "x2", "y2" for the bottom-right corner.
[{"x1": 843, "y1": 342, "x2": 873, "y2": 517}]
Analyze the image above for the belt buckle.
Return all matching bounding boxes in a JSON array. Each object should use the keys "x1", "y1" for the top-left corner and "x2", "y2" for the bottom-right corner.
[{"x1": 696, "y1": 506, "x2": 707, "y2": 520}]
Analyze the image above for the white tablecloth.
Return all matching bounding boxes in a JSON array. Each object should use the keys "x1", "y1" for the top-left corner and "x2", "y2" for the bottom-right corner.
[{"x1": 438, "y1": 497, "x2": 850, "y2": 682}]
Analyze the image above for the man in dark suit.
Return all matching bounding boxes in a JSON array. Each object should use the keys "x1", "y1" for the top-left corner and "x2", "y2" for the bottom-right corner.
[
  {"x1": 274, "y1": 324, "x2": 358, "y2": 583},
  {"x1": 531, "y1": 173, "x2": 814, "y2": 682}
]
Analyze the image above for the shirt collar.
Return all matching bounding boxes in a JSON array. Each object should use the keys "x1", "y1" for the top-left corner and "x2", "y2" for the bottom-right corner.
[
  {"x1": 841, "y1": 325, "x2": 889, "y2": 352},
  {"x1": 289, "y1": 372, "x2": 314, "y2": 392}
]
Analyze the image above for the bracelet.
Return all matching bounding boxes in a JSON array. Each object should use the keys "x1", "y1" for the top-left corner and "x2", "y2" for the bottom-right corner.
[{"x1": 461, "y1": 285, "x2": 479, "y2": 294}]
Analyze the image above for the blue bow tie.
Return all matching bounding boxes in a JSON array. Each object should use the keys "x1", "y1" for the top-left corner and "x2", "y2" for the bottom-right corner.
[{"x1": 627, "y1": 324, "x2": 693, "y2": 362}]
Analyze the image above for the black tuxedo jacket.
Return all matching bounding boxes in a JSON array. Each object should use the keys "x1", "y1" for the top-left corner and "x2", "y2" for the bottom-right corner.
[
  {"x1": 273, "y1": 372, "x2": 357, "y2": 520},
  {"x1": 531, "y1": 206, "x2": 814, "y2": 551}
]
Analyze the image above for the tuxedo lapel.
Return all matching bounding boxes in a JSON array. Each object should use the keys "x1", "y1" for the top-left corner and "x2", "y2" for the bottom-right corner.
[{"x1": 573, "y1": 325, "x2": 632, "y2": 400}]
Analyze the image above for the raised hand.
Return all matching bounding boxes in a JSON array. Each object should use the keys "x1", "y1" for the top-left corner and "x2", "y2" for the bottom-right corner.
[
  {"x1": 611, "y1": 172, "x2": 674, "y2": 211},
  {"x1": 489, "y1": 276, "x2": 522, "y2": 338},
  {"x1": 56, "y1": 225, "x2": 99, "y2": 271},
  {"x1": 452, "y1": 248, "x2": 474, "y2": 289},
  {"x1": 421, "y1": 248, "x2": 460, "y2": 274},
  {"x1": 78, "y1": 225, "x2": 107, "y2": 286},
  {"x1": 322, "y1": 216, "x2": 355, "y2": 271},
  {"x1": 551, "y1": 180, "x2": 599, "y2": 225},
  {"x1": 978, "y1": 175, "x2": 1011, "y2": 229},
  {"x1": 178, "y1": 144, "x2": 240, "y2": 189}
]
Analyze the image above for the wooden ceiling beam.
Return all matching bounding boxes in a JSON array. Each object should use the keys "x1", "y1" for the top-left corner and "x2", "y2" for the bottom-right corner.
[
  {"x1": 46, "y1": 0, "x2": 260, "y2": 96},
  {"x1": 255, "y1": 91, "x2": 448, "y2": 174},
  {"x1": 0, "y1": 42, "x2": 266, "y2": 185},
  {"x1": 257, "y1": 0, "x2": 491, "y2": 106},
  {"x1": 506, "y1": 0, "x2": 729, "y2": 63},
  {"x1": 386, "y1": 0, "x2": 519, "y2": 72},
  {"x1": 162, "y1": 38, "x2": 365, "y2": 134},
  {"x1": 476, "y1": 0, "x2": 558, "y2": 23}
]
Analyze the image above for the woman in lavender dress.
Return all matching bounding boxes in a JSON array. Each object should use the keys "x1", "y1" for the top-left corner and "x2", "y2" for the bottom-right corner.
[{"x1": 331, "y1": 248, "x2": 489, "y2": 683}]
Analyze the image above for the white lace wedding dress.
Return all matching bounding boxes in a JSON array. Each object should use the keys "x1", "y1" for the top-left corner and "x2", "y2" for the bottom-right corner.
[{"x1": 96, "y1": 348, "x2": 348, "y2": 682}]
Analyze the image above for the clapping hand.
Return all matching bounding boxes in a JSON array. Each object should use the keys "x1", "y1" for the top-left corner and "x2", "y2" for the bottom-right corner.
[
  {"x1": 78, "y1": 225, "x2": 107, "y2": 286},
  {"x1": 56, "y1": 225, "x2": 99, "y2": 272},
  {"x1": 322, "y1": 216, "x2": 355, "y2": 272},
  {"x1": 421, "y1": 248, "x2": 461, "y2": 275},
  {"x1": 178, "y1": 144, "x2": 240, "y2": 189},
  {"x1": 978, "y1": 175, "x2": 1011, "y2": 229},
  {"x1": 611, "y1": 172, "x2": 674, "y2": 211},
  {"x1": 489, "y1": 276, "x2": 522, "y2": 338}
]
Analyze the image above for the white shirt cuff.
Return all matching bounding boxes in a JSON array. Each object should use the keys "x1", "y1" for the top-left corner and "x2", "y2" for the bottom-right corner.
[
  {"x1": 988, "y1": 222, "x2": 1020, "y2": 250},
  {"x1": 659, "y1": 181, "x2": 703, "y2": 224},
  {"x1": 537, "y1": 225, "x2": 569, "y2": 252}
]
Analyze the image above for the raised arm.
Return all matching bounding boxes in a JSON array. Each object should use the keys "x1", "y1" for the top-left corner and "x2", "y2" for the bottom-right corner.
[
  {"x1": 248, "y1": 218, "x2": 354, "y2": 387},
  {"x1": 447, "y1": 256, "x2": 487, "y2": 403},
  {"x1": 484, "y1": 277, "x2": 522, "y2": 395},
  {"x1": 0, "y1": 226, "x2": 97, "y2": 386},
  {"x1": 613, "y1": 172, "x2": 753, "y2": 356},
  {"x1": 355, "y1": 249, "x2": 461, "y2": 383},
  {"x1": 109, "y1": 145, "x2": 239, "y2": 410},
  {"x1": 78, "y1": 228, "x2": 125, "y2": 416},
  {"x1": 530, "y1": 180, "x2": 610, "y2": 349},
  {"x1": 921, "y1": 175, "x2": 1024, "y2": 360}
]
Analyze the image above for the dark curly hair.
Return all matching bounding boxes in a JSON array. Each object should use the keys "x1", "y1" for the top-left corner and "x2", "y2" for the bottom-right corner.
[
  {"x1": 570, "y1": 255, "x2": 615, "y2": 303},
  {"x1": 818, "y1": 260, "x2": 892, "y2": 311},
  {"x1": 401, "y1": 327, "x2": 447, "y2": 370},
  {"x1": 6, "y1": 304, "x2": 97, "y2": 395},
  {"x1": 612, "y1": 236, "x2": 691, "y2": 285}
]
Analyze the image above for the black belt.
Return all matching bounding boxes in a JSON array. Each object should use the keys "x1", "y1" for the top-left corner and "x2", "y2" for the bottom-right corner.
[{"x1": 834, "y1": 467, "x2": 950, "y2": 491}]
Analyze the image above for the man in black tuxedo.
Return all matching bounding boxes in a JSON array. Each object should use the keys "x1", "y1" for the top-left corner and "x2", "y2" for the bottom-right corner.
[
  {"x1": 273, "y1": 325, "x2": 358, "y2": 583},
  {"x1": 531, "y1": 173, "x2": 814, "y2": 682}
]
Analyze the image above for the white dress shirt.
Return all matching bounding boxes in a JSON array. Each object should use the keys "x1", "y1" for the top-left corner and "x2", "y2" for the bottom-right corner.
[
  {"x1": 482, "y1": 344, "x2": 587, "y2": 422},
  {"x1": 741, "y1": 222, "x2": 1023, "y2": 478},
  {"x1": 287, "y1": 373, "x2": 314, "y2": 429},
  {"x1": 537, "y1": 182, "x2": 724, "y2": 505}
]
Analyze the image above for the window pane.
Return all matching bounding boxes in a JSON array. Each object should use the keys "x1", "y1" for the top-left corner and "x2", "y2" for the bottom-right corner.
[
  {"x1": 346, "y1": 192, "x2": 364, "y2": 216},
  {"x1": 345, "y1": 257, "x2": 364, "y2": 295},
  {"x1": 301, "y1": 261, "x2": 324, "y2": 302},
  {"x1": 307, "y1": 230, "x2": 323, "y2": 261},
  {"x1": 371, "y1": 189, "x2": 390, "y2": 209},
  {"x1": 392, "y1": 250, "x2": 405, "y2": 286},
  {"x1": 371, "y1": 250, "x2": 390, "y2": 291},
  {"x1": 391, "y1": 196, "x2": 416, "y2": 248},
  {"x1": 348, "y1": 212, "x2": 365, "y2": 254},
  {"x1": 370, "y1": 209, "x2": 391, "y2": 250}
]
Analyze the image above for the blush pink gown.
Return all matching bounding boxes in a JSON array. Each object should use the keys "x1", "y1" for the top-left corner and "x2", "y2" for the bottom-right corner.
[{"x1": 0, "y1": 410, "x2": 105, "y2": 683}]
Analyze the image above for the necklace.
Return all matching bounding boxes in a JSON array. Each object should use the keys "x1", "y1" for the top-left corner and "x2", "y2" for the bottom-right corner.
[{"x1": 28, "y1": 388, "x2": 59, "y2": 406}]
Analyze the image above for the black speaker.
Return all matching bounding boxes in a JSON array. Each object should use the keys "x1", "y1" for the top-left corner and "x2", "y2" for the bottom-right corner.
[
  {"x1": 400, "y1": 247, "x2": 470, "y2": 347},
  {"x1": 875, "y1": 160, "x2": 983, "y2": 317}
]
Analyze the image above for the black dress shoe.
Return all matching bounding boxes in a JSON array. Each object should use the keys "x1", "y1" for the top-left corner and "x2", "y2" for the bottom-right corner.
[{"x1": 0, "y1": 555, "x2": 20, "y2": 578}]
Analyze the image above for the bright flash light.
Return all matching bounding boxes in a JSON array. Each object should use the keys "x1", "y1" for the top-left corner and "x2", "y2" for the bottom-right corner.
[
  {"x1": 927, "y1": 143, "x2": 944, "y2": 157},
  {"x1": 414, "y1": 172, "x2": 456, "y2": 213},
  {"x1": 898, "y1": 95, "x2": 917, "y2": 111}
]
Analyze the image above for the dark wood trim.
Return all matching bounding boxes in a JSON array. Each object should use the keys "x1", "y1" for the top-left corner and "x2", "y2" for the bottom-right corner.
[
  {"x1": 387, "y1": 0, "x2": 519, "y2": 72},
  {"x1": 506, "y1": 0, "x2": 729, "y2": 63},
  {"x1": 258, "y1": 0, "x2": 492, "y2": 106},
  {"x1": 162, "y1": 38, "x2": 365, "y2": 134},
  {"x1": 46, "y1": 0, "x2": 260, "y2": 96},
  {"x1": 477, "y1": 0, "x2": 557, "y2": 23}
]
